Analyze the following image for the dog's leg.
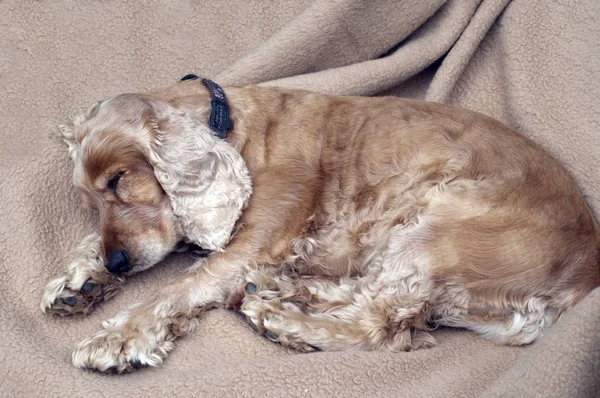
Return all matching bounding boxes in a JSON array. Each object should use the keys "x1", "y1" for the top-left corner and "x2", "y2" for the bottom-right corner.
[
  {"x1": 240, "y1": 274, "x2": 436, "y2": 352},
  {"x1": 239, "y1": 225, "x2": 438, "y2": 352},
  {"x1": 41, "y1": 233, "x2": 123, "y2": 316},
  {"x1": 430, "y1": 296, "x2": 559, "y2": 346},
  {"x1": 237, "y1": 271, "x2": 358, "y2": 351},
  {"x1": 71, "y1": 254, "x2": 243, "y2": 373}
]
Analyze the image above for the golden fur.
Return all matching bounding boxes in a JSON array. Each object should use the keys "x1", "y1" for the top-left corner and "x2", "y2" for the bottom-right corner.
[{"x1": 41, "y1": 81, "x2": 600, "y2": 372}]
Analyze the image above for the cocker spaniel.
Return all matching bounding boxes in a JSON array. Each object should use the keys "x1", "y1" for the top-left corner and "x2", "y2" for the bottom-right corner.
[{"x1": 41, "y1": 76, "x2": 600, "y2": 373}]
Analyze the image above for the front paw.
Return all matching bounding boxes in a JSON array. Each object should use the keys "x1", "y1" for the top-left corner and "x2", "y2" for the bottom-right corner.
[
  {"x1": 41, "y1": 233, "x2": 123, "y2": 316},
  {"x1": 72, "y1": 323, "x2": 174, "y2": 373},
  {"x1": 41, "y1": 275, "x2": 121, "y2": 316}
]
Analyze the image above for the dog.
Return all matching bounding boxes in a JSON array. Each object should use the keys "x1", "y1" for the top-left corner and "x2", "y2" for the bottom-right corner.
[{"x1": 41, "y1": 76, "x2": 600, "y2": 373}]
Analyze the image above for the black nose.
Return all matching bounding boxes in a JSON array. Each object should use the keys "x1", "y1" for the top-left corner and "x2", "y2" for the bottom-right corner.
[{"x1": 106, "y1": 249, "x2": 131, "y2": 274}]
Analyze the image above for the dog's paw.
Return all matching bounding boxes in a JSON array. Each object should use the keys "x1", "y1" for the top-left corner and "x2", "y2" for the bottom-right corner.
[
  {"x1": 41, "y1": 275, "x2": 121, "y2": 316},
  {"x1": 241, "y1": 292, "x2": 319, "y2": 352},
  {"x1": 72, "y1": 323, "x2": 174, "y2": 373},
  {"x1": 41, "y1": 233, "x2": 123, "y2": 316}
]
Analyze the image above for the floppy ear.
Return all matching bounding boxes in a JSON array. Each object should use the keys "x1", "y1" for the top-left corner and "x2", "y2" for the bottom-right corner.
[
  {"x1": 54, "y1": 101, "x2": 103, "y2": 161},
  {"x1": 147, "y1": 109, "x2": 252, "y2": 251}
]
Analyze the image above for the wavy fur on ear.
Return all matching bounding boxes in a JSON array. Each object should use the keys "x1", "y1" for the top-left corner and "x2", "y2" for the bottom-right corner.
[
  {"x1": 147, "y1": 110, "x2": 252, "y2": 251},
  {"x1": 54, "y1": 101, "x2": 103, "y2": 160}
]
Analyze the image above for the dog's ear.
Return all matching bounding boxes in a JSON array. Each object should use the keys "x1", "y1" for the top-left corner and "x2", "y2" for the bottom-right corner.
[
  {"x1": 146, "y1": 108, "x2": 252, "y2": 252},
  {"x1": 54, "y1": 101, "x2": 103, "y2": 160}
]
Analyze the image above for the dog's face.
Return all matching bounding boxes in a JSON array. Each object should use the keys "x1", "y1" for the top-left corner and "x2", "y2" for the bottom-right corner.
[
  {"x1": 62, "y1": 96, "x2": 181, "y2": 273},
  {"x1": 56, "y1": 91, "x2": 252, "y2": 274}
]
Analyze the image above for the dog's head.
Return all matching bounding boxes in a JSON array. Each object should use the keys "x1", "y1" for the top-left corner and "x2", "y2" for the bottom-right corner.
[{"x1": 56, "y1": 90, "x2": 252, "y2": 273}]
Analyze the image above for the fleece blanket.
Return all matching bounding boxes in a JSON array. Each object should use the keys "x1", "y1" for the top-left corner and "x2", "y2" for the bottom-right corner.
[{"x1": 0, "y1": 0, "x2": 598, "y2": 396}]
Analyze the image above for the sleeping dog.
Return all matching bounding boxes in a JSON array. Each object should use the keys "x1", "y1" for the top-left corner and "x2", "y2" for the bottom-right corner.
[{"x1": 42, "y1": 76, "x2": 600, "y2": 372}]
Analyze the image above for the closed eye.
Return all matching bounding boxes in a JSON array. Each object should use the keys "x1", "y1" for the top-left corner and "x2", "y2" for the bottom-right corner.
[{"x1": 108, "y1": 171, "x2": 125, "y2": 193}]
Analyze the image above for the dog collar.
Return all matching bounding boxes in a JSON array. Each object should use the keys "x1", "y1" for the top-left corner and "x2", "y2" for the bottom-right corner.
[{"x1": 180, "y1": 74, "x2": 233, "y2": 139}]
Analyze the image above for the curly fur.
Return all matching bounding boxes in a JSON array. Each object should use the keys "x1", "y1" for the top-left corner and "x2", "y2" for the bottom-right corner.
[
  {"x1": 147, "y1": 110, "x2": 252, "y2": 251},
  {"x1": 42, "y1": 81, "x2": 600, "y2": 373}
]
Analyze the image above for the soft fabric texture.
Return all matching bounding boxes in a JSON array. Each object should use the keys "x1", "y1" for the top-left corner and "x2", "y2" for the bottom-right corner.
[{"x1": 0, "y1": 0, "x2": 598, "y2": 396}]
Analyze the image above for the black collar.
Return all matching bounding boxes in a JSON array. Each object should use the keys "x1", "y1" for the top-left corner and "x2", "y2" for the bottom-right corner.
[{"x1": 180, "y1": 74, "x2": 233, "y2": 139}]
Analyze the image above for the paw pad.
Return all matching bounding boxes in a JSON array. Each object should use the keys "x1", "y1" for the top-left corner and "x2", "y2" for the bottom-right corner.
[
  {"x1": 80, "y1": 280, "x2": 96, "y2": 295},
  {"x1": 265, "y1": 330, "x2": 279, "y2": 341},
  {"x1": 245, "y1": 282, "x2": 257, "y2": 295},
  {"x1": 61, "y1": 296, "x2": 78, "y2": 306},
  {"x1": 130, "y1": 360, "x2": 145, "y2": 370}
]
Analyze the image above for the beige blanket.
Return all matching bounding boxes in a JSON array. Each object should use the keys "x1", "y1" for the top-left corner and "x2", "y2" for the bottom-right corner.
[{"x1": 1, "y1": 0, "x2": 599, "y2": 396}]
